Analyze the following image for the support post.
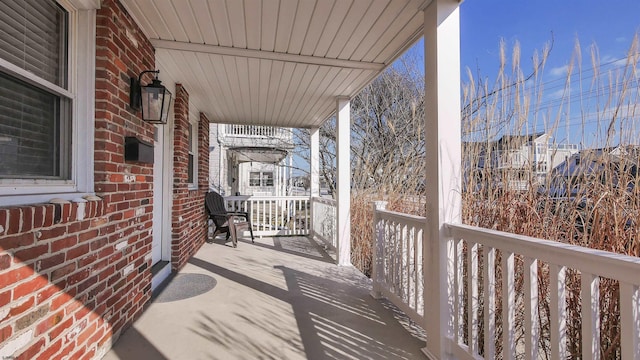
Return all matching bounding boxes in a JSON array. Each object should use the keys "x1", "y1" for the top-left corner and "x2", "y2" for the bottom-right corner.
[
  {"x1": 422, "y1": 0, "x2": 462, "y2": 358},
  {"x1": 370, "y1": 201, "x2": 388, "y2": 299},
  {"x1": 310, "y1": 127, "x2": 320, "y2": 197},
  {"x1": 336, "y1": 97, "x2": 351, "y2": 266}
]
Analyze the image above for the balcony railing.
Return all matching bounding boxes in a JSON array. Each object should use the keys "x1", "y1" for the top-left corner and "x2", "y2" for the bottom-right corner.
[
  {"x1": 371, "y1": 202, "x2": 425, "y2": 325},
  {"x1": 310, "y1": 196, "x2": 337, "y2": 250},
  {"x1": 370, "y1": 200, "x2": 640, "y2": 359},
  {"x1": 224, "y1": 195, "x2": 309, "y2": 236},
  {"x1": 223, "y1": 125, "x2": 291, "y2": 140}
]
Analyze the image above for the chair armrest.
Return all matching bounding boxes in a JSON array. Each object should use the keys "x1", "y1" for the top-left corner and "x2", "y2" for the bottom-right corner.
[{"x1": 226, "y1": 211, "x2": 251, "y2": 221}]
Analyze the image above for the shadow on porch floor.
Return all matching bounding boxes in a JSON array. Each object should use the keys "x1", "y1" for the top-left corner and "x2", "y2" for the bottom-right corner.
[{"x1": 103, "y1": 236, "x2": 426, "y2": 360}]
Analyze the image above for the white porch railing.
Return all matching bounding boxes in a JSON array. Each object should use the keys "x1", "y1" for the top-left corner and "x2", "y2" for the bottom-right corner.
[
  {"x1": 310, "y1": 196, "x2": 337, "y2": 250},
  {"x1": 224, "y1": 195, "x2": 309, "y2": 236},
  {"x1": 370, "y1": 205, "x2": 640, "y2": 359},
  {"x1": 223, "y1": 125, "x2": 291, "y2": 140},
  {"x1": 446, "y1": 223, "x2": 640, "y2": 360},
  {"x1": 370, "y1": 202, "x2": 425, "y2": 326}
]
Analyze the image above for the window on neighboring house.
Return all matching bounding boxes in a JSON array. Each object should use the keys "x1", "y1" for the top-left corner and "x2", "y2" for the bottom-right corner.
[
  {"x1": 187, "y1": 121, "x2": 197, "y2": 187},
  {"x1": 0, "y1": 0, "x2": 96, "y2": 206},
  {"x1": 249, "y1": 172, "x2": 274, "y2": 187}
]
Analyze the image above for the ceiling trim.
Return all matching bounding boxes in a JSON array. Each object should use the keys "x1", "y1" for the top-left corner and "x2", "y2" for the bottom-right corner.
[{"x1": 150, "y1": 39, "x2": 386, "y2": 71}]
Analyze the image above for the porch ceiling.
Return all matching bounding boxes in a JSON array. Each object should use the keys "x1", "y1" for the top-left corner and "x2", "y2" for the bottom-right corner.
[{"x1": 120, "y1": 0, "x2": 428, "y2": 128}]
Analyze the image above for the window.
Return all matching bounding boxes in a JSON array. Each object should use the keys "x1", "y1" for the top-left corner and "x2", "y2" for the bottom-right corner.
[
  {"x1": 187, "y1": 119, "x2": 197, "y2": 188},
  {"x1": 249, "y1": 172, "x2": 274, "y2": 187},
  {"x1": 0, "y1": 0, "x2": 69, "y2": 179},
  {"x1": 0, "y1": 0, "x2": 97, "y2": 206}
]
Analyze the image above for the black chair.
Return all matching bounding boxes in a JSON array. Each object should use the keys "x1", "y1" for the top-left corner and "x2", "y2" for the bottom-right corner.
[{"x1": 205, "y1": 191, "x2": 254, "y2": 247}]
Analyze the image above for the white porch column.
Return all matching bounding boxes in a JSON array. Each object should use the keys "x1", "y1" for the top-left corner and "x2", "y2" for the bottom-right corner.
[
  {"x1": 336, "y1": 97, "x2": 351, "y2": 266},
  {"x1": 310, "y1": 127, "x2": 320, "y2": 197},
  {"x1": 423, "y1": 0, "x2": 462, "y2": 359}
]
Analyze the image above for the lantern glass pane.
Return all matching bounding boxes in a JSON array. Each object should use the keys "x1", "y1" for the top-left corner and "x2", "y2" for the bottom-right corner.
[{"x1": 141, "y1": 86, "x2": 163, "y2": 121}]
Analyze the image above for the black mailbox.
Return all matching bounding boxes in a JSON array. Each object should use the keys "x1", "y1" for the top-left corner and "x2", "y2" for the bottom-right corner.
[{"x1": 124, "y1": 137, "x2": 154, "y2": 163}]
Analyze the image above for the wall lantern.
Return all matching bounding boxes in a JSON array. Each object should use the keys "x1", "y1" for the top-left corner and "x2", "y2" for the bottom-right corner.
[{"x1": 130, "y1": 70, "x2": 172, "y2": 124}]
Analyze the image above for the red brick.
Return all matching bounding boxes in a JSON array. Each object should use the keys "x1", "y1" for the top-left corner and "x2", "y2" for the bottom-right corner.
[
  {"x1": 51, "y1": 292, "x2": 73, "y2": 312},
  {"x1": 0, "y1": 290, "x2": 11, "y2": 308},
  {"x1": 68, "y1": 268, "x2": 91, "y2": 285},
  {"x1": 14, "y1": 244, "x2": 49, "y2": 263},
  {"x1": 51, "y1": 235, "x2": 78, "y2": 252},
  {"x1": 36, "y1": 338, "x2": 62, "y2": 360},
  {"x1": 67, "y1": 244, "x2": 90, "y2": 261},
  {"x1": 49, "y1": 316, "x2": 73, "y2": 341},
  {"x1": 51, "y1": 263, "x2": 76, "y2": 282},
  {"x1": 0, "y1": 266, "x2": 33, "y2": 288},
  {"x1": 36, "y1": 284, "x2": 59, "y2": 304},
  {"x1": 0, "y1": 209, "x2": 7, "y2": 234},
  {"x1": 35, "y1": 310, "x2": 64, "y2": 336},
  {"x1": 33, "y1": 206, "x2": 45, "y2": 229},
  {"x1": 37, "y1": 253, "x2": 66, "y2": 272},
  {"x1": 15, "y1": 337, "x2": 45, "y2": 360},
  {"x1": 1, "y1": 232, "x2": 35, "y2": 250},
  {"x1": 21, "y1": 207, "x2": 34, "y2": 232},
  {"x1": 39, "y1": 226, "x2": 68, "y2": 241},
  {"x1": 0, "y1": 254, "x2": 10, "y2": 270},
  {"x1": 0, "y1": 324, "x2": 12, "y2": 343},
  {"x1": 13, "y1": 276, "x2": 49, "y2": 300},
  {"x1": 42, "y1": 205, "x2": 55, "y2": 227},
  {"x1": 78, "y1": 229, "x2": 99, "y2": 243},
  {"x1": 7, "y1": 208, "x2": 22, "y2": 234},
  {"x1": 1, "y1": 296, "x2": 34, "y2": 322}
]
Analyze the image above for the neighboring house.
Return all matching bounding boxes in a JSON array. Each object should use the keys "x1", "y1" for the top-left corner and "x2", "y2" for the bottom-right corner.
[
  {"x1": 209, "y1": 124, "x2": 294, "y2": 196},
  {"x1": 469, "y1": 133, "x2": 578, "y2": 191},
  {"x1": 548, "y1": 145, "x2": 640, "y2": 197}
]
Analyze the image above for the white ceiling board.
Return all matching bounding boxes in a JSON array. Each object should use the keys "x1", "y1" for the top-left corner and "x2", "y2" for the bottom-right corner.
[
  {"x1": 323, "y1": 0, "x2": 369, "y2": 59},
  {"x1": 119, "y1": 0, "x2": 426, "y2": 128},
  {"x1": 191, "y1": 0, "x2": 218, "y2": 45},
  {"x1": 312, "y1": 0, "x2": 352, "y2": 58},
  {"x1": 245, "y1": 0, "x2": 262, "y2": 50},
  {"x1": 210, "y1": 0, "x2": 232, "y2": 47},
  {"x1": 260, "y1": 0, "x2": 279, "y2": 52},
  {"x1": 299, "y1": 0, "x2": 335, "y2": 56},
  {"x1": 338, "y1": 0, "x2": 390, "y2": 60}
]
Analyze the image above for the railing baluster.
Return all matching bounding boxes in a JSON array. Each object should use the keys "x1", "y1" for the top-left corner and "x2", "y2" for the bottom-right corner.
[
  {"x1": 455, "y1": 238, "x2": 464, "y2": 344},
  {"x1": 468, "y1": 241, "x2": 479, "y2": 354},
  {"x1": 524, "y1": 257, "x2": 539, "y2": 360},
  {"x1": 414, "y1": 226, "x2": 420, "y2": 313},
  {"x1": 620, "y1": 283, "x2": 640, "y2": 359},
  {"x1": 401, "y1": 223, "x2": 408, "y2": 303},
  {"x1": 502, "y1": 251, "x2": 515, "y2": 360},
  {"x1": 483, "y1": 246, "x2": 496, "y2": 359},
  {"x1": 550, "y1": 264, "x2": 567, "y2": 360},
  {"x1": 581, "y1": 272, "x2": 600, "y2": 360}
]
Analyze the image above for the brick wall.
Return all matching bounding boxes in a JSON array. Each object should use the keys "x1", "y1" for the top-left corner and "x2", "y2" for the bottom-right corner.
[
  {"x1": 171, "y1": 85, "x2": 210, "y2": 271},
  {"x1": 0, "y1": 0, "x2": 162, "y2": 358}
]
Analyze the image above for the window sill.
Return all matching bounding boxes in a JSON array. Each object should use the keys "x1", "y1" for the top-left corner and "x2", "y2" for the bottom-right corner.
[{"x1": 0, "y1": 192, "x2": 96, "y2": 208}]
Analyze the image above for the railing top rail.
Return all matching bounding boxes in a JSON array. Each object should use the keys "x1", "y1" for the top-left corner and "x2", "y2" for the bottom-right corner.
[
  {"x1": 310, "y1": 196, "x2": 337, "y2": 206},
  {"x1": 447, "y1": 223, "x2": 640, "y2": 285},
  {"x1": 377, "y1": 209, "x2": 426, "y2": 223},
  {"x1": 224, "y1": 195, "x2": 310, "y2": 201}
]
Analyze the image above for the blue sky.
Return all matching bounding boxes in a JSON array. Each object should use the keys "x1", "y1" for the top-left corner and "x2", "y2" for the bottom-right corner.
[
  {"x1": 458, "y1": 1, "x2": 640, "y2": 147},
  {"x1": 460, "y1": 1, "x2": 640, "y2": 78}
]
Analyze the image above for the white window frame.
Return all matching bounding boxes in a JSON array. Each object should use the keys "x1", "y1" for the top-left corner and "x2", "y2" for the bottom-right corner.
[
  {"x1": 187, "y1": 110, "x2": 198, "y2": 190},
  {"x1": 249, "y1": 171, "x2": 274, "y2": 187},
  {"x1": 0, "y1": 0, "x2": 98, "y2": 206}
]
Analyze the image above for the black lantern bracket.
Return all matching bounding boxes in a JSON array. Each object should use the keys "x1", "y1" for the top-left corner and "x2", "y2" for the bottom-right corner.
[{"x1": 130, "y1": 70, "x2": 173, "y2": 124}]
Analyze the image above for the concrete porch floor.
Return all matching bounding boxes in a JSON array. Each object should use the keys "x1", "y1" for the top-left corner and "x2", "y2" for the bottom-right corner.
[{"x1": 103, "y1": 236, "x2": 426, "y2": 360}]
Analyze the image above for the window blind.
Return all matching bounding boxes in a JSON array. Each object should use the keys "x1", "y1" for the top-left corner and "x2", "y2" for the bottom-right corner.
[
  {"x1": 0, "y1": 0, "x2": 69, "y2": 179},
  {"x1": 0, "y1": 0, "x2": 67, "y2": 87}
]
